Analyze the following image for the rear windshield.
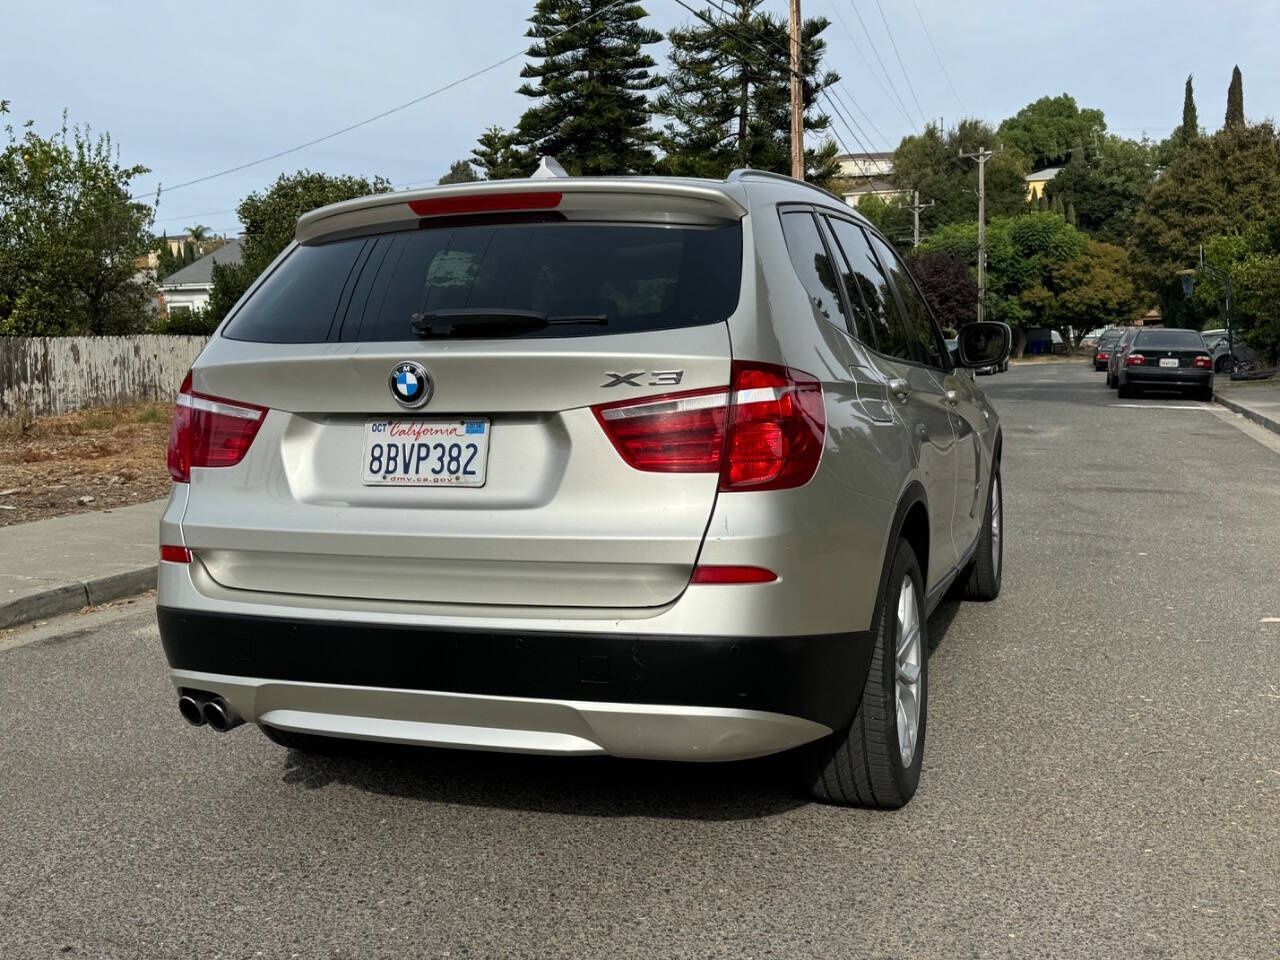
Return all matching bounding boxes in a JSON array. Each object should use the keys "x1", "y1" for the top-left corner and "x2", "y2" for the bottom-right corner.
[
  {"x1": 1098, "y1": 331, "x2": 1121, "y2": 344},
  {"x1": 1134, "y1": 329, "x2": 1205, "y2": 349},
  {"x1": 223, "y1": 220, "x2": 743, "y2": 343}
]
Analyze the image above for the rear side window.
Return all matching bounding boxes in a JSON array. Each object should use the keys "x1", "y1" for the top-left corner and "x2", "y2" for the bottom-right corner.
[
  {"x1": 779, "y1": 210, "x2": 852, "y2": 334},
  {"x1": 223, "y1": 221, "x2": 743, "y2": 343},
  {"x1": 824, "y1": 217, "x2": 913, "y2": 360},
  {"x1": 867, "y1": 233, "x2": 948, "y2": 369},
  {"x1": 1135, "y1": 329, "x2": 1206, "y2": 350}
]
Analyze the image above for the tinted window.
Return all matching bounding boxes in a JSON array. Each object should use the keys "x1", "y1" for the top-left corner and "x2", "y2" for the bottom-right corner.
[
  {"x1": 779, "y1": 211, "x2": 852, "y2": 334},
  {"x1": 824, "y1": 217, "x2": 913, "y2": 360},
  {"x1": 224, "y1": 221, "x2": 742, "y2": 343},
  {"x1": 1135, "y1": 329, "x2": 1206, "y2": 350},
  {"x1": 867, "y1": 233, "x2": 947, "y2": 368}
]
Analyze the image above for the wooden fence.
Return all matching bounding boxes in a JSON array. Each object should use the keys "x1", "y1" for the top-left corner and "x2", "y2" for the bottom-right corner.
[{"x1": 0, "y1": 336, "x2": 208, "y2": 417}]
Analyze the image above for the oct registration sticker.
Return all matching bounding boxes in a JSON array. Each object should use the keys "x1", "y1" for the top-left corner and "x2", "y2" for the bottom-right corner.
[{"x1": 362, "y1": 419, "x2": 489, "y2": 486}]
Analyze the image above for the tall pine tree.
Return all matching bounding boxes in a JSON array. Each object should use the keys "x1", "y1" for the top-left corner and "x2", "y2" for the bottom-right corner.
[
  {"x1": 1225, "y1": 66, "x2": 1244, "y2": 129},
  {"x1": 656, "y1": 0, "x2": 840, "y2": 184},
  {"x1": 515, "y1": 0, "x2": 662, "y2": 175},
  {"x1": 1180, "y1": 74, "x2": 1198, "y2": 144},
  {"x1": 471, "y1": 126, "x2": 536, "y2": 180}
]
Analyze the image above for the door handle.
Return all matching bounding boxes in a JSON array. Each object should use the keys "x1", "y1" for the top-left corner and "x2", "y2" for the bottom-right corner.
[
  {"x1": 888, "y1": 377, "x2": 910, "y2": 400},
  {"x1": 944, "y1": 389, "x2": 959, "y2": 407}
]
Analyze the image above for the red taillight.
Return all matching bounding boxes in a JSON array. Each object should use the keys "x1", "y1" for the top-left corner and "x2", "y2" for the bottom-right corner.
[
  {"x1": 1193, "y1": 355, "x2": 1213, "y2": 369},
  {"x1": 591, "y1": 361, "x2": 825, "y2": 491},
  {"x1": 1125, "y1": 353, "x2": 1146, "y2": 367},
  {"x1": 166, "y1": 371, "x2": 268, "y2": 483},
  {"x1": 1097, "y1": 352, "x2": 1109, "y2": 361},
  {"x1": 160, "y1": 545, "x2": 192, "y2": 563},
  {"x1": 690, "y1": 565, "x2": 777, "y2": 584},
  {"x1": 408, "y1": 191, "x2": 562, "y2": 217}
]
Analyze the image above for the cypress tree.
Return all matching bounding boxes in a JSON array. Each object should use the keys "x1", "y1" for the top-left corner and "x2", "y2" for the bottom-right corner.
[
  {"x1": 1180, "y1": 74, "x2": 1198, "y2": 144},
  {"x1": 516, "y1": 0, "x2": 663, "y2": 175},
  {"x1": 1225, "y1": 65, "x2": 1244, "y2": 129},
  {"x1": 1051, "y1": 194, "x2": 1065, "y2": 216},
  {"x1": 1066, "y1": 201, "x2": 1078, "y2": 227}
]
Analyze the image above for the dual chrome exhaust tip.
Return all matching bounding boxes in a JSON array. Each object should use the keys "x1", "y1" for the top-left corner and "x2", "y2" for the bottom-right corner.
[{"x1": 178, "y1": 690, "x2": 244, "y2": 733}]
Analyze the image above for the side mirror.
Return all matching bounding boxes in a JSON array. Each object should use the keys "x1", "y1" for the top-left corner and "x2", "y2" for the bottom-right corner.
[{"x1": 956, "y1": 321, "x2": 1012, "y2": 368}]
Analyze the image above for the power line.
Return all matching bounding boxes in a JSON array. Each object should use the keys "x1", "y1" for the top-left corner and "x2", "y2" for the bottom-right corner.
[
  {"x1": 694, "y1": 0, "x2": 883, "y2": 175},
  {"x1": 873, "y1": 0, "x2": 927, "y2": 130},
  {"x1": 911, "y1": 0, "x2": 964, "y2": 114},
  {"x1": 823, "y1": 1, "x2": 914, "y2": 136},
  {"x1": 843, "y1": 1, "x2": 918, "y2": 133},
  {"x1": 129, "y1": 0, "x2": 628, "y2": 203}
]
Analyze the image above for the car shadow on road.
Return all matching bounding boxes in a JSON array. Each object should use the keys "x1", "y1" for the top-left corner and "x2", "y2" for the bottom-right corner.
[
  {"x1": 272, "y1": 603, "x2": 964, "y2": 821},
  {"x1": 278, "y1": 743, "x2": 807, "y2": 821}
]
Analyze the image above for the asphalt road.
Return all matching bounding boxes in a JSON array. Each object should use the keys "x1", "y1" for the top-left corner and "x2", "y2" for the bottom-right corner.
[{"x1": 2, "y1": 361, "x2": 1277, "y2": 960}]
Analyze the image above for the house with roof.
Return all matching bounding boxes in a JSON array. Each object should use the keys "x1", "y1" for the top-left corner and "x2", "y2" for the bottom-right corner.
[
  {"x1": 1025, "y1": 167, "x2": 1062, "y2": 200},
  {"x1": 834, "y1": 151, "x2": 902, "y2": 208},
  {"x1": 156, "y1": 239, "x2": 243, "y2": 314}
]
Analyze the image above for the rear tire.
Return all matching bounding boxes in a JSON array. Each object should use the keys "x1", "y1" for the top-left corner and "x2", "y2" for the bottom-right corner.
[
  {"x1": 1197, "y1": 384, "x2": 1213, "y2": 403},
  {"x1": 1117, "y1": 381, "x2": 1133, "y2": 398},
  {"x1": 961, "y1": 464, "x2": 1003, "y2": 601},
  {"x1": 804, "y1": 539, "x2": 927, "y2": 809}
]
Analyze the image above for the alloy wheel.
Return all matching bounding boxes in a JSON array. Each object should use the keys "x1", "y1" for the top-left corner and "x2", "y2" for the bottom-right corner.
[{"x1": 894, "y1": 575, "x2": 923, "y2": 767}]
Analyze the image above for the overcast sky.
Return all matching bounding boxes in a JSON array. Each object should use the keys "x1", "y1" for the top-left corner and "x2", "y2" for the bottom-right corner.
[{"x1": 5, "y1": 0, "x2": 1275, "y2": 236}]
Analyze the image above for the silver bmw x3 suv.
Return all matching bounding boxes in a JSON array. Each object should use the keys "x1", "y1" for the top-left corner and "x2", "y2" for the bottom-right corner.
[{"x1": 159, "y1": 170, "x2": 1010, "y2": 808}]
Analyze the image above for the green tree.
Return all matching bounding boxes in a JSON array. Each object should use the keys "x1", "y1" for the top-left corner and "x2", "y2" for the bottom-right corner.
[
  {"x1": 919, "y1": 212, "x2": 1090, "y2": 330},
  {"x1": 1066, "y1": 202, "x2": 1077, "y2": 227},
  {"x1": 889, "y1": 119, "x2": 1027, "y2": 232},
  {"x1": 154, "y1": 234, "x2": 178, "y2": 281},
  {"x1": 1225, "y1": 65, "x2": 1244, "y2": 129},
  {"x1": 1043, "y1": 135, "x2": 1156, "y2": 246},
  {"x1": 1180, "y1": 74, "x2": 1198, "y2": 144},
  {"x1": 470, "y1": 125, "x2": 535, "y2": 179},
  {"x1": 1195, "y1": 219, "x2": 1280, "y2": 361},
  {"x1": 515, "y1": 0, "x2": 662, "y2": 175},
  {"x1": 207, "y1": 170, "x2": 392, "y2": 324},
  {"x1": 656, "y1": 0, "x2": 841, "y2": 185},
  {"x1": 438, "y1": 159, "x2": 479, "y2": 185},
  {"x1": 0, "y1": 102, "x2": 154, "y2": 335},
  {"x1": 1131, "y1": 120, "x2": 1280, "y2": 327},
  {"x1": 997, "y1": 94, "x2": 1106, "y2": 170},
  {"x1": 1048, "y1": 240, "x2": 1142, "y2": 331},
  {"x1": 1051, "y1": 194, "x2": 1064, "y2": 216}
]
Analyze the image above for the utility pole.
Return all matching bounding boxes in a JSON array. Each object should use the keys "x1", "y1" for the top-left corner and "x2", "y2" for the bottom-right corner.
[
  {"x1": 899, "y1": 189, "x2": 935, "y2": 248},
  {"x1": 960, "y1": 147, "x2": 996, "y2": 322},
  {"x1": 789, "y1": 0, "x2": 803, "y2": 180}
]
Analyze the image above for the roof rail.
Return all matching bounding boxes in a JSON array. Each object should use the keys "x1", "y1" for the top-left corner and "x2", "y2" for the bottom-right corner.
[{"x1": 726, "y1": 168, "x2": 849, "y2": 207}]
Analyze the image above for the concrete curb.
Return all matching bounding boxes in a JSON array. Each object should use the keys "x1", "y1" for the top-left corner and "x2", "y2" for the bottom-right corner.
[
  {"x1": 0, "y1": 565, "x2": 156, "y2": 630},
  {"x1": 1214, "y1": 392, "x2": 1280, "y2": 437}
]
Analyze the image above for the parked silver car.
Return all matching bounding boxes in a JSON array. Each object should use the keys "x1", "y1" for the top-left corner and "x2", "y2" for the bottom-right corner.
[{"x1": 158, "y1": 171, "x2": 1010, "y2": 808}]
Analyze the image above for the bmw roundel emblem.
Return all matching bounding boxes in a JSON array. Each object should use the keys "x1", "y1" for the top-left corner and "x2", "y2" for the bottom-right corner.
[{"x1": 389, "y1": 361, "x2": 432, "y2": 409}]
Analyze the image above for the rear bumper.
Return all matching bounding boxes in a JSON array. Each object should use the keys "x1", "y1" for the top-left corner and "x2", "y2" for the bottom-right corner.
[
  {"x1": 158, "y1": 607, "x2": 871, "y2": 761},
  {"x1": 1123, "y1": 369, "x2": 1211, "y2": 389}
]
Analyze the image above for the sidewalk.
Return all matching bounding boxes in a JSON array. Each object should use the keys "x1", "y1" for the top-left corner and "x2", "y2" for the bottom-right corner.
[
  {"x1": 1214, "y1": 376, "x2": 1280, "y2": 435},
  {"x1": 0, "y1": 499, "x2": 164, "y2": 628}
]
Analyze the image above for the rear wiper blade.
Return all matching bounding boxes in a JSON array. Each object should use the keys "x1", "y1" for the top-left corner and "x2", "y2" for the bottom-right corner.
[{"x1": 410, "y1": 309, "x2": 607, "y2": 338}]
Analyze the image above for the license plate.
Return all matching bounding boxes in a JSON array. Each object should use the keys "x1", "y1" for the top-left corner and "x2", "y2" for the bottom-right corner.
[
  {"x1": 1159, "y1": 357, "x2": 1178, "y2": 368},
  {"x1": 362, "y1": 420, "x2": 489, "y2": 486}
]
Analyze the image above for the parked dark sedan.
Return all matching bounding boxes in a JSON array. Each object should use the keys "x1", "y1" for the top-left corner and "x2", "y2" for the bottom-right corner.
[
  {"x1": 1093, "y1": 329, "x2": 1123, "y2": 371},
  {"x1": 1106, "y1": 327, "x2": 1140, "y2": 388},
  {"x1": 1115, "y1": 328, "x2": 1214, "y2": 400}
]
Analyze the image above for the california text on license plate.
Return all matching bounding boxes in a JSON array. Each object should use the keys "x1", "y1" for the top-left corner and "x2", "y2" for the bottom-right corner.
[{"x1": 362, "y1": 420, "x2": 489, "y2": 486}]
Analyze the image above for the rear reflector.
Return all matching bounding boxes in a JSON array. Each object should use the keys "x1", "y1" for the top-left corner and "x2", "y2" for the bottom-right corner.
[
  {"x1": 1193, "y1": 355, "x2": 1213, "y2": 369},
  {"x1": 691, "y1": 565, "x2": 777, "y2": 584},
  {"x1": 591, "y1": 361, "x2": 825, "y2": 490},
  {"x1": 408, "y1": 191, "x2": 562, "y2": 217},
  {"x1": 160, "y1": 545, "x2": 192, "y2": 563},
  {"x1": 167, "y1": 371, "x2": 268, "y2": 483}
]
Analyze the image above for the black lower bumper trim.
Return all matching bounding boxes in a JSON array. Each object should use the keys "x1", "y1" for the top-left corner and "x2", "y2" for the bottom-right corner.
[{"x1": 157, "y1": 607, "x2": 873, "y2": 731}]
